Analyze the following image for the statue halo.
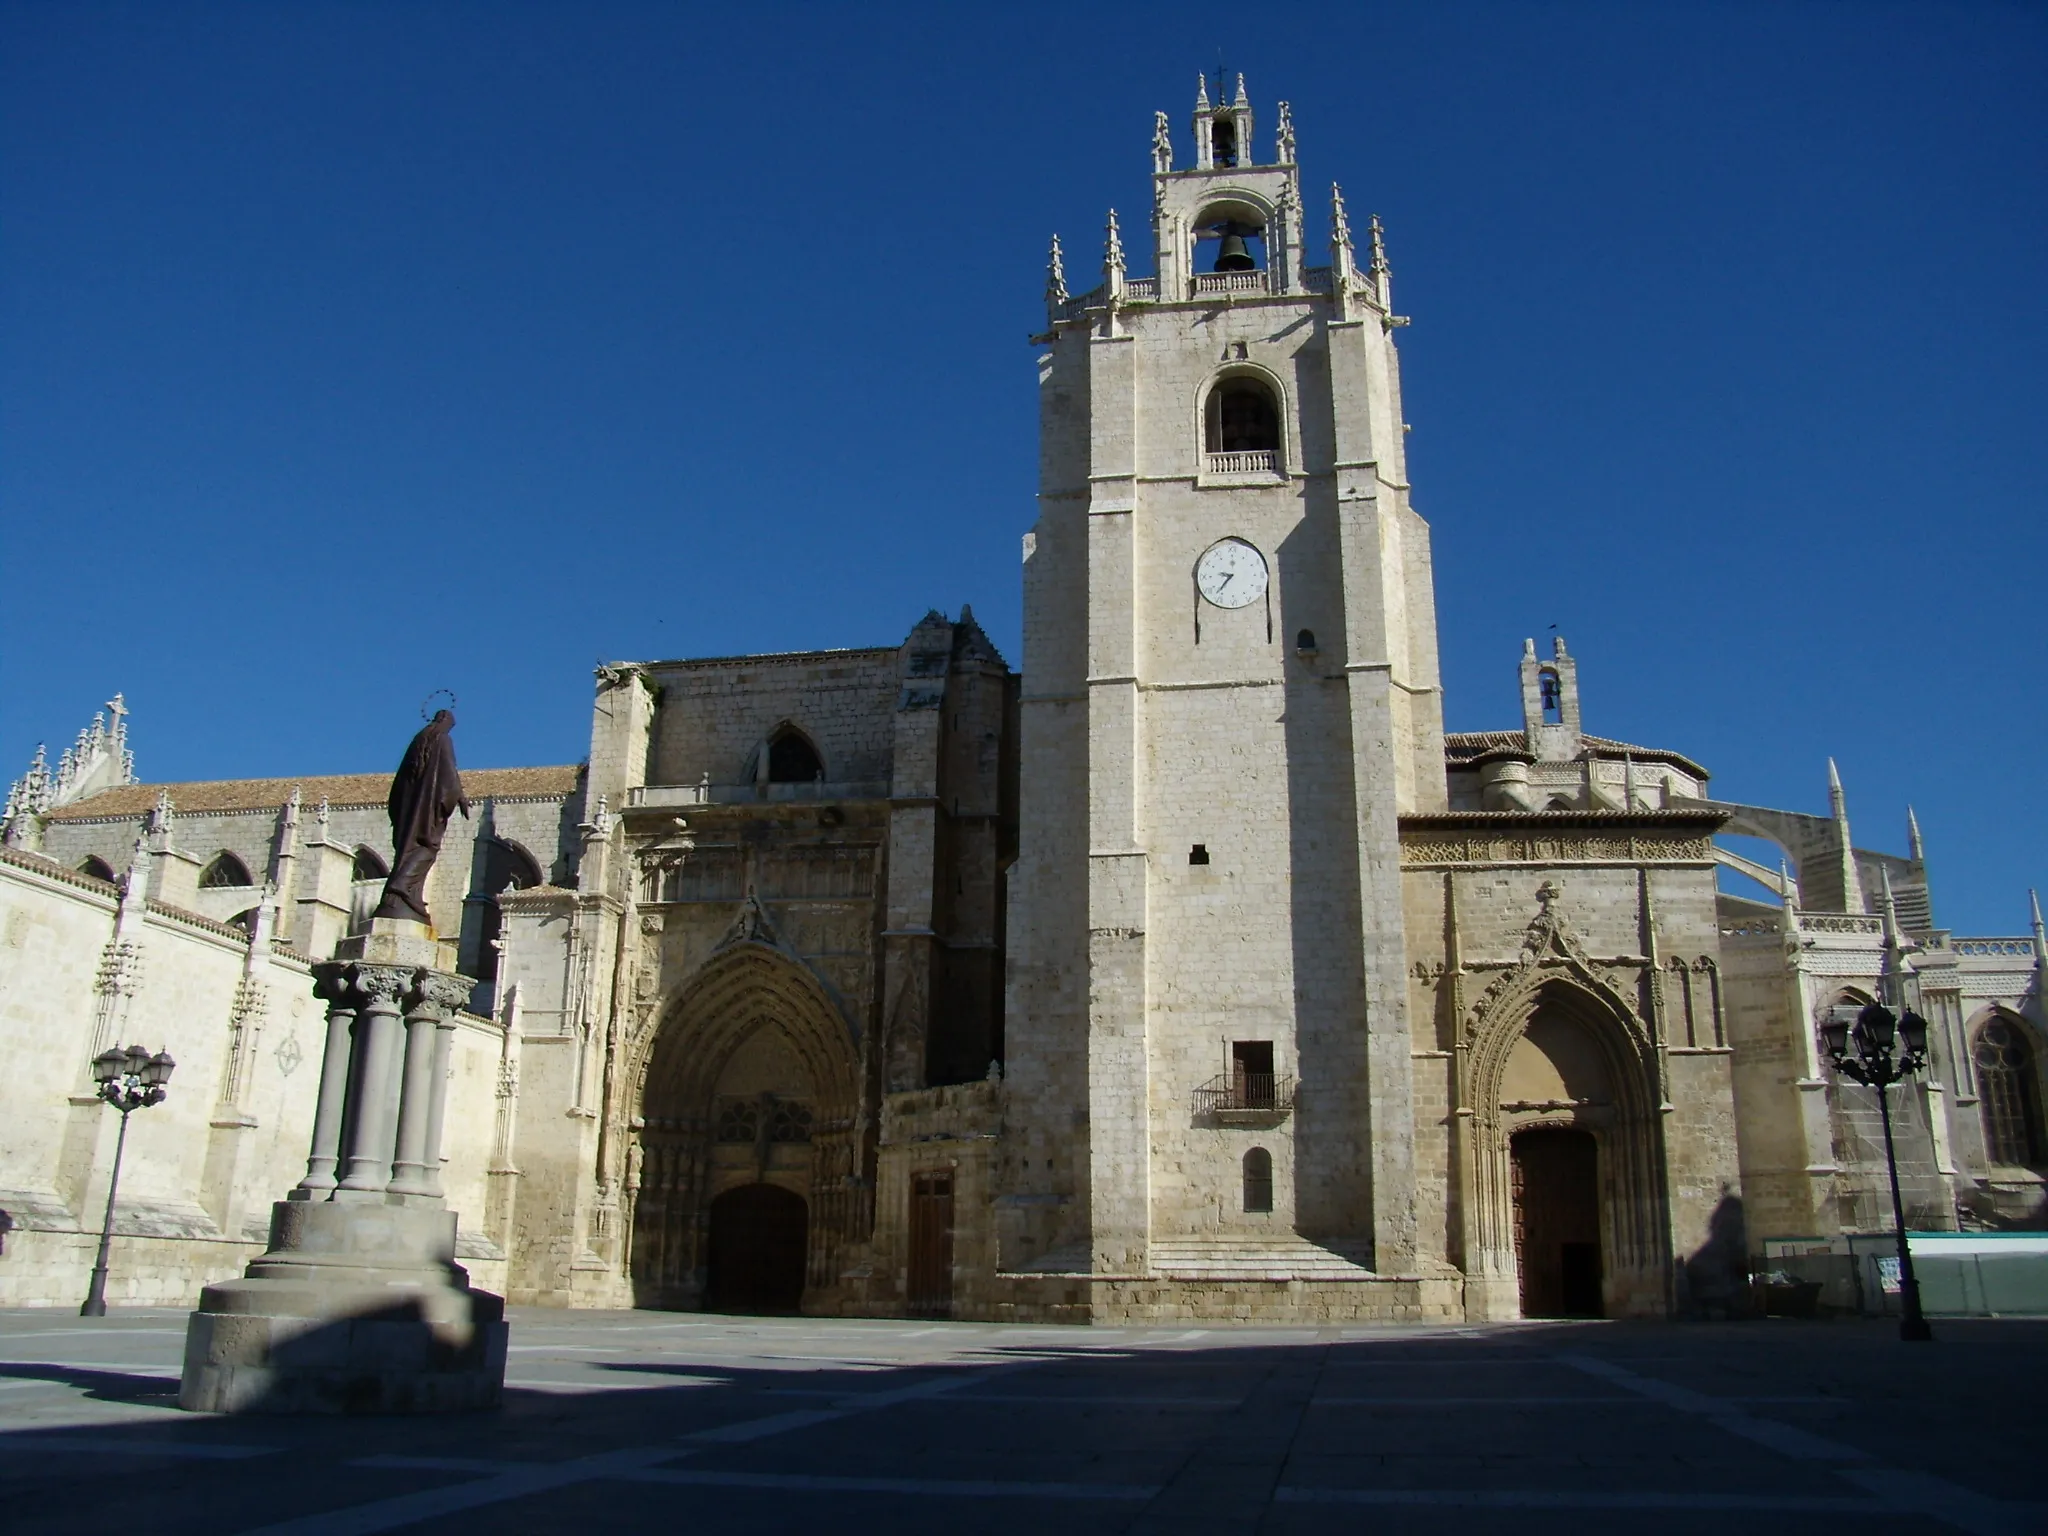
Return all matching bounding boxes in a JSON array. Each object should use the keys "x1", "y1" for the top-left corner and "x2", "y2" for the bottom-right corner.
[{"x1": 419, "y1": 688, "x2": 458, "y2": 721}]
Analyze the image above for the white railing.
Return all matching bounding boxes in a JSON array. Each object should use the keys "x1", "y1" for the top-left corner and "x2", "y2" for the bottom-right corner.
[
  {"x1": 1954, "y1": 937, "x2": 2038, "y2": 957},
  {"x1": 1123, "y1": 277, "x2": 1157, "y2": 300},
  {"x1": 1301, "y1": 266, "x2": 1333, "y2": 293},
  {"x1": 1191, "y1": 269, "x2": 1270, "y2": 296},
  {"x1": 1206, "y1": 450, "x2": 1278, "y2": 476},
  {"x1": 1799, "y1": 915, "x2": 1884, "y2": 935}
]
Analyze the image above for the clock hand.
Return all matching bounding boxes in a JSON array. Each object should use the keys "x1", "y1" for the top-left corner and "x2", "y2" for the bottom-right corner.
[{"x1": 1216, "y1": 571, "x2": 1234, "y2": 589}]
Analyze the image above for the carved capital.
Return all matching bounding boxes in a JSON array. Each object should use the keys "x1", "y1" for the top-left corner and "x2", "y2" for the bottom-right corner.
[
  {"x1": 412, "y1": 969, "x2": 473, "y2": 1018},
  {"x1": 354, "y1": 964, "x2": 414, "y2": 1010}
]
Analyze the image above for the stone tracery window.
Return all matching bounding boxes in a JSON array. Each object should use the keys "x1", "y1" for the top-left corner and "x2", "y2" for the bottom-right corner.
[
  {"x1": 200, "y1": 852, "x2": 253, "y2": 888},
  {"x1": 1975, "y1": 1018, "x2": 2044, "y2": 1166},
  {"x1": 767, "y1": 728, "x2": 824, "y2": 784}
]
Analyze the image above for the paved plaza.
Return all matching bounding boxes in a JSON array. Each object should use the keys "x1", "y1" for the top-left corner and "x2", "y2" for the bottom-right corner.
[{"x1": 0, "y1": 1308, "x2": 2039, "y2": 1534}]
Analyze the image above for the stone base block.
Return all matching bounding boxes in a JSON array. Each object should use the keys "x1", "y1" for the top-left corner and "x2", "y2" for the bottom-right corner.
[{"x1": 178, "y1": 1200, "x2": 506, "y2": 1414}]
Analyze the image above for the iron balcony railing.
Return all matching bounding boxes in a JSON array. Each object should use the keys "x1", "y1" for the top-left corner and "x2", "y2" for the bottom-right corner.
[{"x1": 1194, "y1": 1073, "x2": 1297, "y2": 1116}]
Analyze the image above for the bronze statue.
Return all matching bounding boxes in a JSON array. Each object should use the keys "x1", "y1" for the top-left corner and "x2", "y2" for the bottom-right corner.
[{"x1": 371, "y1": 709, "x2": 470, "y2": 925}]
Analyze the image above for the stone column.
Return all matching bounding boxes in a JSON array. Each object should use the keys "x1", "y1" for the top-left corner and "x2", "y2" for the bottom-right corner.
[
  {"x1": 386, "y1": 977, "x2": 442, "y2": 1200},
  {"x1": 336, "y1": 965, "x2": 410, "y2": 1197},
  {"x1": 294, "y1": 965, "x2": 360, "y2": 1196},
  {"x1": 180, "y1": 917, "x2": 506, "y2": 1415},
  {"x1": 417, "y1": 972, "x2": 469, "y2": 1202}
]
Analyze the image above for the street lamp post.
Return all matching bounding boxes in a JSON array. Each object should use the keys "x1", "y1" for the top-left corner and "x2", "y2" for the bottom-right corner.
[
  {"x1": 79, "y1": 1044, "x2": 175, "y2": 1318},
  {"x1": 1820, "y1": 1002, "x2": 1933, "y2": 1342}
]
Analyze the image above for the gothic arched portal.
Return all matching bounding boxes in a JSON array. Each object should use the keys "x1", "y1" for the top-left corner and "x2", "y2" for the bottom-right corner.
[{"x1": 624, "y1": 936, "x2": 863, "y2": 1313}]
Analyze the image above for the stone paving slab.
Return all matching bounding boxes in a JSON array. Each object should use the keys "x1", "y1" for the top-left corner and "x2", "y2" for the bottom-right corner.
[{"x1": 0, "y1": 1309, "x2": 2041, "y2": 1535}]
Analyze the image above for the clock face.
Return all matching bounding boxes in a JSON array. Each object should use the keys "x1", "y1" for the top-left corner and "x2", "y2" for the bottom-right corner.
[{"x1": 1195, "y1": 538, "x2": 1269, "y2": 609}]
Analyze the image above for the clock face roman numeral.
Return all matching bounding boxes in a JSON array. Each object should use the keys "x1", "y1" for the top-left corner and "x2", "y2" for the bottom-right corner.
[{"x1": 1196, "y1": 538, "x2": 1268, "y2": 609}]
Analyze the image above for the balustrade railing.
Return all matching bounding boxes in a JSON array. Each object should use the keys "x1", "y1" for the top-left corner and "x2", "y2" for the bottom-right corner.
[
  {"x1": 1191, "y1": 269, "x2": 1270, "y2": 296},
  {"x1": 1954, "y1": 937, "x2": 2038, "y2": 957},
  {"x1": 1123, "y1": 277, "x2": 1157, "y2": 300},
  {"x1": 1798, "y1": 915, "x2": 1884, "y2": 935},
  {"x1": 1301, "y1": 266, "x2": 1333, "y2": 293},
  {"x1": 1205, "y1": 450, "x2": 1279, "y2": 477}
]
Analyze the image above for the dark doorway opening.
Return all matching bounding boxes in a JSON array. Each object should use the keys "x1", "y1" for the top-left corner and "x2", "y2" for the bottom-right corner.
[
  {"x1": 704, "y1": 1183, "x2": 808, "y2": 1313},
  {"x1": 907, "y1": 1171, "x2": 955, "y2": 1319},
  {"x1": 1512, "y1": 1128, "x2": 1603, "y2": 1318}
]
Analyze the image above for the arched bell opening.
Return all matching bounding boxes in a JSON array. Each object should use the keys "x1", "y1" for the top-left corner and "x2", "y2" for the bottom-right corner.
[
  {"x1": 624, "y1": 942, "x2": 863, "y2": 1313},
  {"x1": 1192, "y1": 198, "x2": 1268, "y2": 273},
  {"x1": 1468, "y1": 979, "x2": 1665, "y2": 1320}
]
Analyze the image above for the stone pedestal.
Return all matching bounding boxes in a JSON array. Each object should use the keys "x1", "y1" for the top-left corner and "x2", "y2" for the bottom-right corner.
[{"x1": 179, "y1": 920, "x2": 507, "y2": 1414}]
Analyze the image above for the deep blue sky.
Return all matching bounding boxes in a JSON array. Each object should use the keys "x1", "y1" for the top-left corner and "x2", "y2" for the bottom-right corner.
[{"x1": 4, "y1": 3, "x2": 2042, "y2": 931}]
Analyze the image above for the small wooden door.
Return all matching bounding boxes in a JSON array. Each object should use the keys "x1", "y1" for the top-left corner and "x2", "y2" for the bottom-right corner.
[
  {"x1": 1512, "y1": 1128, "x2": 1603, "y2": 1318},
  {"x1": 907, "y1": 1171, "x2": 955, "y2": 1319}
]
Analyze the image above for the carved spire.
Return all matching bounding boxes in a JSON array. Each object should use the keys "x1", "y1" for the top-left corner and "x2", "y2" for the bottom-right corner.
[
  {"x1": 2031, "y1": 889, "x2": 2046, "y2": 960},
  {"x1": 1826, "y1": 756, "x2": 1847, "y2": 822},
  {"x1": 1368, "y1": 212, "x2": 1391, "y2": 296},
  {"x1": 1331, "y1": 183, "x2": 1354, "y2": 253},
  {"x1": 1104, "y1": 208, "x2": 1125, "y2": 278},
  {"x1": 1195, "y1": 72, "x2": 1210, "y2": 111},
  {"x1": 1907, "y1": 805, "x2": 1924, "y2": 862},
  {"x1": 1780, "y1": 859, "x2": 1797, "y2": 910},
  {"x1": 1232, "y1": 72, "x2": 1248, "y2": 107},
  {"x1": 1152, "y1": 110, "x2": 1173, "y2": 174},
  {"x1": 1275, "y1": 100, "x2": 1295, "y2": 163},
  {"x1": 1044, "y1": 233, "x2": 1067, "y2": 322}
]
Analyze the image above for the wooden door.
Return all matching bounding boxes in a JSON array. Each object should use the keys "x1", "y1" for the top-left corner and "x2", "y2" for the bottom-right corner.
[
  {"x1": 907, "y1": 1171, "x2": 955, "y2": 1319},
  {"x1": 1512, "y1": 1129, "x2": 1602, "y2": 1318}
]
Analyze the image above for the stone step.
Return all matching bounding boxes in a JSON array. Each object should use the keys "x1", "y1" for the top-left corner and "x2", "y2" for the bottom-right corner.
[{"x1": 1149, "y1": 1238, "x2": 1377, "y2": 1280}]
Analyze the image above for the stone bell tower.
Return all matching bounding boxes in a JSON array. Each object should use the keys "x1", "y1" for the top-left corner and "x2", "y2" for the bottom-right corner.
[{"x1": 1002, "y1": 76, "x2": 1447, "y2": 1288}]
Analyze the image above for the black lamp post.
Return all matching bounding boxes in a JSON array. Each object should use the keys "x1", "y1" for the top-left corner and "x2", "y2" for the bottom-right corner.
[
  {"x1": 1820, "y1": 1002, "x2": 1933, "y2": 1342},
  {"x1": 79, "y1": 1044, "x2": 175, "y2": 1318}
]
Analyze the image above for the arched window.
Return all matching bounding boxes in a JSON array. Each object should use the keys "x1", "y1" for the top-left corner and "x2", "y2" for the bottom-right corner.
[
  {"x1": 1242, "y1": 1148, "x2": 1274, "y2": 1214},
  {"x1": 200, "y1": 852, "x2": 253, "y2": 889},
  {"x1": 352, "y1": 847, "x2": 388, "y2": 882},
  {"x1": 468, "y1": 837, "x2": 543, "y2": 984},
  {"x1": 767, "y1": 728, "x2": 824, "y2": 784},
  {"x1": 77, "y1": 856, "x2": 116, "y2": 883},
  {"x1": 1205, "y1": 378, "x2": 1279, "y2": 454},
  {"x1": 1975, "y1": 1018, "x2": 2044, "y2": 1166},
  {"x1": 1294, "y1": 629, "x2": 1318, "y2": 654},
  {"x1": 1539, "y1": 668, "x2": 1563, "y2": 724},
  {"x1": 1211, "y1": 116, "x2": 1237, "y2": 168}
]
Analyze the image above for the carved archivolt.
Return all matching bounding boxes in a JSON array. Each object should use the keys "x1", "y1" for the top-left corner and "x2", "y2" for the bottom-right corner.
[{"x1": 1457, "y1": 884, "x2": 1669, "y2": 1305}]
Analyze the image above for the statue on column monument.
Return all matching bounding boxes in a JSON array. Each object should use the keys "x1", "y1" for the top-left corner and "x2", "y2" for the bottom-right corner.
[{"x1": 372, "y1": 707, "x2": 470, "y2": 925}]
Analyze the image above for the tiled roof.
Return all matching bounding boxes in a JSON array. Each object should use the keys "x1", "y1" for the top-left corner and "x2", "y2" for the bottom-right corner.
[
  {"x1": 1444, "y1": 731, "x2": 1708, "y2": 779},
  {"x1": 44, "y1": 765, "x2": 582, "y2": 822}
]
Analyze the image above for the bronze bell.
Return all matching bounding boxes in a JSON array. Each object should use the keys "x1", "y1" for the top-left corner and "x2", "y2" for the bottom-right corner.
[{"x1": 1214, "y1": 230, "x2": 1256, "y2": 272}]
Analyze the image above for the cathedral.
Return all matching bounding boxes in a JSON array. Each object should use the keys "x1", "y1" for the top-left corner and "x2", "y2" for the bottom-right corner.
[{"x1": 3, "y1": 78, "x2": 2042, "y2": 1323}]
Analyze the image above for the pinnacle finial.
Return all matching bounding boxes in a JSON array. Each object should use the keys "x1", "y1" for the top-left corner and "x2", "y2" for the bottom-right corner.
[
  {"x1": 1779, "y1": 858, "x2": 1796, "y2": 909},
  {"x1": 1233, "y1": 72, "x2": 1248, "y2": 107},
  {"x1": 1104, "y1": 208, "x2": 1125, "y2": 276},
  {"x1": 1907, "y1": 805, "x2": 1924, "y2": 861},
  {"x1": 1152, "y1": 109, "x2": 1173, "y2": 174},
  {"x1": 1045, "y1": 233, "x2": 1068, "y2": 312},
  {"x1": 1368, "y1": 213, "x2": 1390, "y2": 276},
  {"x1": 1827, "y1": 757, "x2": 1847, "y2": 820},
  {"x1": 2030, "y1": 888, "x2": 2044, "y2": 933},
  {"x1": 1195, "y1": 72, "x2": 1210, "y2": 111},
  {"x1": 1275, "y1": 100, "x2": 1295, "y2": 163},
  {"x1": 1331, "y1": 183, "x2": 1353, "y2": 248}
]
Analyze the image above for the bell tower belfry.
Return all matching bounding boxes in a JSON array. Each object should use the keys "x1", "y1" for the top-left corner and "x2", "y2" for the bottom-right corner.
[{"x1": 1002, "y1": 77, "x2": 1447, "y2": 1292}]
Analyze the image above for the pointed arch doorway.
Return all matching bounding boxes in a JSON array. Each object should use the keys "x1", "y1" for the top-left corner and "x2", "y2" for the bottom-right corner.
[
  {"x1": 1512, "y1": 1127, "x2": 1602, "y2": 1317},
  {"x1": 625, "y1": 936, "x2": 864, "y2": 1314},
  {"x1": 705, "y1": 1183, "x2": 809, "y2": 1312}
]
